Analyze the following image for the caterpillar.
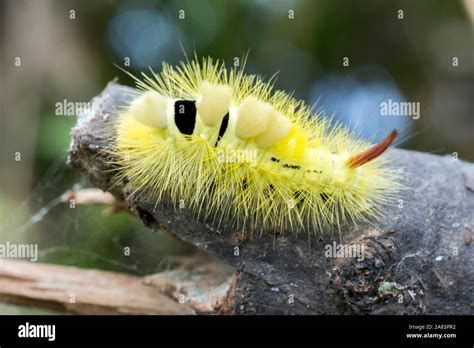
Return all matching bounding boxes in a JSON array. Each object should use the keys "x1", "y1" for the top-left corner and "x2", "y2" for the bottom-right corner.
[{"x1": 111, "y1": 55, "x2": 401, "y2": 236}]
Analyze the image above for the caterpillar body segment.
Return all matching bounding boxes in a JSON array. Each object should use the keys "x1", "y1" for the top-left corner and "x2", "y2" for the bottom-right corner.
[
  {"x1": 196, "y1": 81, "x2": 233, "y2": 127},
  {"x1": 234, "y1": 96, "x2": 272, "y2": 138},
  {"x1": 113, "y1": 56, "x2": 400, "y2": 234}
]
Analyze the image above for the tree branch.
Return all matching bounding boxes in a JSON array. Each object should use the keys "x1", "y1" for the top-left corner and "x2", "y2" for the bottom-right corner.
[
  {"x1": 64, "y1": 81, "x2": 474, "y2": 315},
  {"x1": 0, "y1": 259, "x2": 192, "y2": 314},
  {"x1": 0, "y1": 257, "x2": 235, "y2": 315}
]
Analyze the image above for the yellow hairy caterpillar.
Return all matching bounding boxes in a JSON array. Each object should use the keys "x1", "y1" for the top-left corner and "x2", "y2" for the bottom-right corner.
[{"x1": 111, "y1": 56, "x2": 400, "y2": 236}]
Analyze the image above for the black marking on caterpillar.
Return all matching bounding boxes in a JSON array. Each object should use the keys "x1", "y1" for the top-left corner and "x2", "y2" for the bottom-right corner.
[
  {"x1": 174, "y1": 100, "x2": 196, "y2": 136},
  {"x1": 214, "y1": 113, "x2": 229, "y2": 147},
  {"x1": 271, "y1": 157, "x2": 281, "y2": 163},
  {"x1": 283, "y1": 163, "x2": 301, "y2": 170}
]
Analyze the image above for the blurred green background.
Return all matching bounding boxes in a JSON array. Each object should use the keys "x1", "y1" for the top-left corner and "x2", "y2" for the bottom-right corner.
[{"x1": 0, "y1": 0, "x2": 473, "y2": 313}]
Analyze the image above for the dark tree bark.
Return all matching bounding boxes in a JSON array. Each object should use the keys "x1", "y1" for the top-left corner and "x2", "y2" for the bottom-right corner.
[{"x1": 68, "y1": 81, "x2": 474, "y2": 315}]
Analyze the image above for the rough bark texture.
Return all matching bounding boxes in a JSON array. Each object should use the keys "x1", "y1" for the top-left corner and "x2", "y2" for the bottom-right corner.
[
  {"x1": 68, "y1": 81, "x2": 474, "y2": 315},
  {"x1": 0, "y1": 259, "x2": 193, "y2": 315},
  {"x1": 0, "y1": 257, "x2": 234, "y2": 315}
]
